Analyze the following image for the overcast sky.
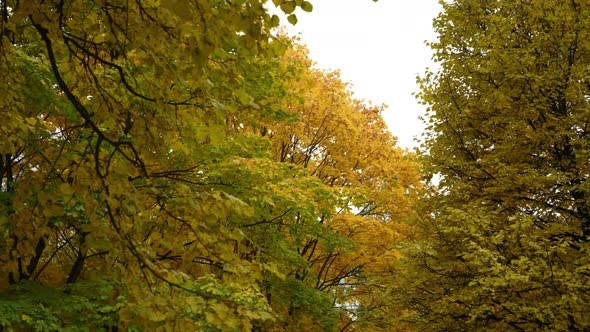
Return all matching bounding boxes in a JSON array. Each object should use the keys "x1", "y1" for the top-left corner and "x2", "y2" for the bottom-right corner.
[{"x1": 279, "y1": 0, "x2": 442, "y2": 149}]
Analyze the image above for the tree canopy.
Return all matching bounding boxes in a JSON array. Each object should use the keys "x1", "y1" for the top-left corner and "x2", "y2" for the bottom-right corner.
[
  {"x1": 395, "y1": 0, "x2": 590, "y2": 330},
  {"x1": 5, "y1": 0, "x2": 587, "y2": 331},
  {"x1": 0, "y1": 0, "x2": 420, "y2": 331}
]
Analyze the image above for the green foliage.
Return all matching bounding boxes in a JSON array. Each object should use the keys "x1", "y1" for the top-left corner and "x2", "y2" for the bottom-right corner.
[
  {"x1": 0, "y1": 279, "x2": 123, "y2": 331},
  {"x1": 396, "y1": 0, "x2": 590, "y2": 330}
]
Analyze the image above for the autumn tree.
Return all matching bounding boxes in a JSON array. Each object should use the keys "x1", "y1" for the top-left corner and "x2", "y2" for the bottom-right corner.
[
  {"x1": 235, "y1": 45, "x2": 421, "y2": 331},
  {"x1": 396, "y1": 0, "x2": 590, "y2": 330},
  {"x1": 0, "y1": 0, "x2": 324, "y2": 330}
]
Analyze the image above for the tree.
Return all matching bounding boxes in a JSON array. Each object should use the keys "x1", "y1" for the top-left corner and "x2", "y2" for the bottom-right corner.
[
  {"x1": 0, "y1": 0, "x2": 328, "y2": 330},
  {"x1": 397, "y1": 0, "x2": 590, "y2": 330},
  {"x1": 238, "y1": 45, "x2": 421, "y2": 331}
]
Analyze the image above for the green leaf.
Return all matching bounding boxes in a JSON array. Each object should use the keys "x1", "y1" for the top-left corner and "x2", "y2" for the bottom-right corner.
[
  {"x1": 270, "y1": 14, "x2": 280, "y2": 28},
  {"x1": 301, "y1": 1, "x2": 313, "y2": 12},
  {"x1": 280, "y1": 1, "x2": 296, "y2": 14},
  {"x1": 287, "y1": 14, "x2": 298, "y2": 25}
]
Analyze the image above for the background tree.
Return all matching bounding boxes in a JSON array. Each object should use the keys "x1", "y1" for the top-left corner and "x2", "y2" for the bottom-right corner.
[
  {"x1": 237, "y1": 45, "x2": 421, "y2": 331},
  {"x1": 396, "y1": 0, "x2": 590, "y2": 330}
]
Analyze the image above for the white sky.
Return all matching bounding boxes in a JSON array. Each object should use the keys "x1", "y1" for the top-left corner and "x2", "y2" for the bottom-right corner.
[{"x1": 278, "y1": 0, "x2": 442, "y2": 149}]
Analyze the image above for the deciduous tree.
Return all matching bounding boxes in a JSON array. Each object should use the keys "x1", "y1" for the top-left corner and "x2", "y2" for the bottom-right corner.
[
  {"x1": 397, "y1": 0, "x2": 590, "y2": 330},
  {"x1": 0, "y1": 0, "x2": 324, "y2": 330},
  {"x1": 241, "y1": 45, "x2": 421, "y2": 331}
]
